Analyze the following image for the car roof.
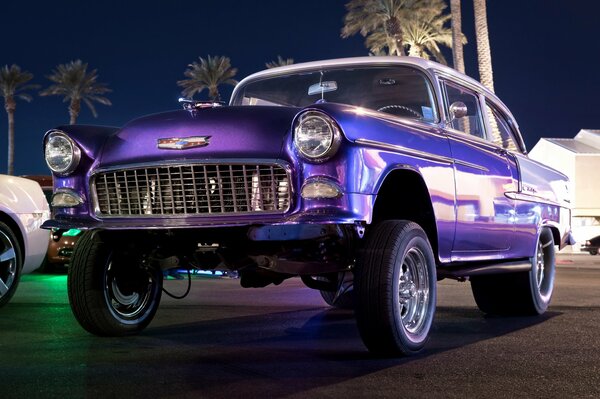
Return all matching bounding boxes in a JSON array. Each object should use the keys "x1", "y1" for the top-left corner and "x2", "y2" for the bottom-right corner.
[{"x1": 233, "y1": 56, "x2": 495, "y2": 101}]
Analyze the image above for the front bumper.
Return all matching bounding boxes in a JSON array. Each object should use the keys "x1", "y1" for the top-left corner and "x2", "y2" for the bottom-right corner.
[{"x1": 42, "y1": 192, "x2": 374, "y2": 231}]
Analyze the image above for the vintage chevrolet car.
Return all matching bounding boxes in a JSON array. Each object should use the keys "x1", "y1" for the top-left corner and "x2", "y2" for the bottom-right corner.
[
  {"x1": 42, "y1": 57, "x2": 572, "y2": 356},
  {"x1": 0, "y1": 175, "x2": 50, "y2": 307}
]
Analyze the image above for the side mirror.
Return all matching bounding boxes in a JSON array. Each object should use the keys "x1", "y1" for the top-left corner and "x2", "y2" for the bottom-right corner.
[{"x1": 449, "y1": 101, "x2": 468, "y2": 120}]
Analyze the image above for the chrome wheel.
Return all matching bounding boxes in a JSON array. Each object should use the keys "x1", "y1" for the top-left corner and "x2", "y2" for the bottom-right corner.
[
  {"x1": 0, "y1": 222, "x2": 22, "y2": 307},
  {"x1": 398, "y1": 247, "x2": 430, "y2": 335},
  {"x1": 68, "y1": 231, "x2": 163, "y2": 336},
  {"x1": 470, "y1": 227, "x2": 555, "y2": 316},
  {"x1": 356, "y1": 220, "x2": 436, "y2": 356},
  {"x1": 533, "y1": 231, "x2": 555, "y2": 305},
  {"x1": 536, "y1": 240, "x2": 545, "y2": 290},
  {"x1": 105, "y1": 261, "x2": 155, "y2": 321},
  {"x1": 0, "y1": 229, "x2": 17, "y2": 298}
]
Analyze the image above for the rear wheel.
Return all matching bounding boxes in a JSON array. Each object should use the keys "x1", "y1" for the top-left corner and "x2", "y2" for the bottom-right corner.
[
  {"x1": 68, "y1": 231, "x2": 163, "y2": 335},
  {"x1": 590, "y1": 248, "x2": 598, "y2": 256},
  {"x1": 355, "y1": 220, "x2": 436, "y2": 356},
  {"x1": 471, "y1": 227, "x2": 555, "y2": 316},
  {"x1": 0, "y1": 222, "x2": 22, "y2": 307}
]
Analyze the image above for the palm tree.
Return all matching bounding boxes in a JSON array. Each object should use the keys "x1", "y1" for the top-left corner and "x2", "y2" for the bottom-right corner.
[
  {"x1": 342, "y1": 0, "x2": 410, "y2": 56},
  {"x1": 450, "y1": 0, "x2": 466, "y2": 73},
  {"x1": 265, "y1": 56, "x2": 294, "y2": 69},
  {"x1": 178, "y1": 55, "x2": 238, "y2": 102},
  {"x1": 402, "y1": 4, "x2": 455, "y2": 64},
  {"x1": 0, "y1": 65, "x2": 39, "y2": 175},
  {"x1": 40, "y1": 60, "x2": 112, "y2": 124},
  {"x1": 342, "y1": 0, "x2": 455, "y2": 62},
  {"x1": 473, "y1": 0, "x2": 494, "y2": 92}
]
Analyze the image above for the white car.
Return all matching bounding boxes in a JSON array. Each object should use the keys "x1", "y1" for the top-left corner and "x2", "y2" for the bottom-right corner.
[{"x1": 0, "y1": 175, "x2": 50, "y2": 307}]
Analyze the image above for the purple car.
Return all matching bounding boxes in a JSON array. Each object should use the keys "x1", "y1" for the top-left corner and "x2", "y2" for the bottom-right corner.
[{"x1": 42, "y1": 57, "x2": 572, "y2": 356}]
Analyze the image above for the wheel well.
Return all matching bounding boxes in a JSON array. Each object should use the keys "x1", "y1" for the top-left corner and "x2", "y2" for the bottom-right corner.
[
  {"x1": 0, "y1": 212, "x2": 25, "y2": 259},
  {"x1": 371, "y1": 169, "x2": 438, "y2": 257},
  {"x1": 543, "y1": 225, "x2": 560, "y2": 247}
]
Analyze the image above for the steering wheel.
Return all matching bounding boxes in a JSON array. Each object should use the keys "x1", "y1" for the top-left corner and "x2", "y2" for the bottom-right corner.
[{"x1": 377, "y1": 105, "x2": 421, "y2": 119}]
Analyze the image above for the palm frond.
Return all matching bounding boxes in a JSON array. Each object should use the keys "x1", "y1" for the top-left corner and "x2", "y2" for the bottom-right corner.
[
  {"x1": 40, "y1": 59, "x2": 111, "y2": 121},
  {"x1": 265, "y1": 56, "x2": 294, "y2": 69},
  {"x1": 341, "y1": 0, "x2": 454, "y2": 61},
  {"x1": 178, "y1": 55, "x2": 238, "y2": 101},
  {"x1": 0, "y1": 64, "x2": 37, "y2": 101}
]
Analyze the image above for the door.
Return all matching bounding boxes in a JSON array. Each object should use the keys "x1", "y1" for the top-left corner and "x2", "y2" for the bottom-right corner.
[{"x1": 441, "y1": 80, "x2": 517, "y2": 258}]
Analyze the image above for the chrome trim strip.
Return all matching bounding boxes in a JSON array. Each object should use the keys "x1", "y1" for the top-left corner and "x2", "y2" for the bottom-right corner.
[
  {"x1": 92, "y1": 158, "x2": 290, "y2": 174},
  {"x1": 356, "y1": 138, "x2": 488, "y2": 171},
  {"x1": 453, "y1": 159, "x2": 489, "y2": 172},
  {"x1": 355, "y1": 138, "x2": 453, "y2": 165},
  {"x1": 504, "y1": 191, "x2": 562, "y2": 208}
]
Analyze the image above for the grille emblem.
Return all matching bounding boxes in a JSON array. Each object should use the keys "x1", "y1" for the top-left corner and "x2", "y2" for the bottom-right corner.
[{"x1": 157, "y1": 136, "x2": 211, "y2": 150}]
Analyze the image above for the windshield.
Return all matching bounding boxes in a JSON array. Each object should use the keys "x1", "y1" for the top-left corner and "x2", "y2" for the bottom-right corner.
[{"x1": 232, "y1": 66, "x2": 437, "y2": 122}]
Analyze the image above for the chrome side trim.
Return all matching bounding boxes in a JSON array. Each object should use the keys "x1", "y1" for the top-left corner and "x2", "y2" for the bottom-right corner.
[
  {"x1": 504, "y1": 191, "x2": 562, "y2": 208},
  {"x1": 355, "y1": 138, "x2": 453, "y2": 165},
  {"x1": 355, "y1": 138, "x2": 487, "y2": 172},
  {"x1": 453, "y1": 160, "x2": 489, "y2": 172}
]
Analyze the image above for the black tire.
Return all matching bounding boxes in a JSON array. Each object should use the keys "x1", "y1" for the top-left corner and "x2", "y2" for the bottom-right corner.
[
  {"x1": 590, "y1": 249, "x2": 598, "y2": 256},
  {"x1": 470, "y1": 227, "x2": 555, "y2": 316},
  {"x1": 0, "y1": 221, "x2": 23, "y2": 308},
  {"x1": 68, "y1": 231, "x2": 163, "y2": 336},
  {"x1": 355, "y1": 220, "x2": 437, "y2": 356}
]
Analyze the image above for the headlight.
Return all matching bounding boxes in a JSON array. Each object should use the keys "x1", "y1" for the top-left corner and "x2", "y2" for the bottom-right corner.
[
  {"x1": 293, "y1": 111, "x2": 341, "y2": 162},
  {"x1": 45, "y1": 131, "x2": 81, "y2": 175}
]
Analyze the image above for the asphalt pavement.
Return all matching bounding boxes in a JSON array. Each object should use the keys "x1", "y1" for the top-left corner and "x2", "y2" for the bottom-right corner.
[{"x1": 1, "y1": 253, "x2": 599, "y2": 398}]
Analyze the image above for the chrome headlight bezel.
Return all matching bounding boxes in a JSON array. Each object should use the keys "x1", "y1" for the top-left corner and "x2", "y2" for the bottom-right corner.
[
  {"x1": 293, "y1": 111, "x2": 342, "y2": 162},
  {"x1": 44, "y1": 130, "x2": 81, "y2": 175}
]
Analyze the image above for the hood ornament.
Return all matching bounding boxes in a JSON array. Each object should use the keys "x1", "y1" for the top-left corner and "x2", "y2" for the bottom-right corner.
[
  {"x1": 157, "y1": 136, "x2": 211, "y2": 150},
  {"x1": 178, "y1": 98, "x2": 224, "y2": 115}
]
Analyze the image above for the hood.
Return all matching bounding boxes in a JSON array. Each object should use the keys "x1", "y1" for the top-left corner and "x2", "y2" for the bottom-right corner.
[{"x1": 98, "y1": 106, "x2": 300, "y2": 167}]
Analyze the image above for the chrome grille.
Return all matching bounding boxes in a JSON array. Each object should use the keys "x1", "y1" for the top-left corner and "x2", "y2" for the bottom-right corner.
[{"x1": 93, "y1": 163, "x2": 291, "y2": 217}]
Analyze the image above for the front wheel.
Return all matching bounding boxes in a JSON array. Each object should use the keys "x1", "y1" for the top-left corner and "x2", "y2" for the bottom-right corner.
[
  {"x1": 0, "y1": 222, "x2": 23, "y2": 307},
  {"x1": 355, "y1": 221, "x2": 437, "y2": 356},
  {"x1": 68, "y1": 231, "x2": 163, "y2": 336},
  {"x1": 471, "y1": 227, "x2": 555, "y2": 316},
  {"x1": 590, "y1": 248, "x2": 598, "y2": 256}
]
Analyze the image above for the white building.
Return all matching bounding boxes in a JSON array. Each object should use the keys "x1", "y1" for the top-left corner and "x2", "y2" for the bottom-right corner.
[{"x1": 529, "y1": 129, "x2": 600, "y2": 248}]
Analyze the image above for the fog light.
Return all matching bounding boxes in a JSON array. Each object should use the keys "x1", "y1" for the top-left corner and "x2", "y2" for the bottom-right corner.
[
  {"x1": 51, "y1": 189, "x2": 84, "y2": 208},
  {"x1": 301, "y1": 179, "x2": 342, "y2": 199}
]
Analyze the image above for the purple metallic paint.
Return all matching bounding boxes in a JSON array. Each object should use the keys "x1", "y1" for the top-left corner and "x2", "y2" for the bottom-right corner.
[{"x1": 43, "y1": 91, "x2": 571, "y2": 266}]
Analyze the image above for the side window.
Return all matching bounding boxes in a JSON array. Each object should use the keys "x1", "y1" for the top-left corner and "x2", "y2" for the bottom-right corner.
[
  {"x1": 485, "y1": 103, "x2": 520, "y2": 152},
  {"x1": 443, "y1": 81, "x2": 485, "y2": 139}
]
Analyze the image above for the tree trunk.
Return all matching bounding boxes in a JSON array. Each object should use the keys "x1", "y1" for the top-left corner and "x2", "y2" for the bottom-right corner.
[
  {"x1": 450, "y1": 0, "x2": 466, "y2": 74},
  {"x1": 69, "y1": 99, "x2": 81, "y2": 124},
  {"x1": 386, "y1": 17, "x2": 405, "y2": 56},
  {"x1": 4, "y1": 97, "x2": 16, "y2": 175},
  {"x1": 473, "y1": 0, "x2": 494, "y2": 92},
  {"x1": 7, "y1": 109, "x2": 15, "y2": 175},
  {"x1": 209, "y1": 86, "x2": 221, "y2": 102},
  {"x1": 409, "y1": 44, "x2": 424, "y2": 58}
]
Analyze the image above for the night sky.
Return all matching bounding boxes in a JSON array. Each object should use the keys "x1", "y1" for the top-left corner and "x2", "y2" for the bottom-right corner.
[{"x1": 2, "y1": 0, "x2": 599, "y2": 175}]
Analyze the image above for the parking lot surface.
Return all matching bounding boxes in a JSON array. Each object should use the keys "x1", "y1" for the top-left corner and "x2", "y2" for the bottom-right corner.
[{"x1": 1, "y1": 254, "x2": 599, "y2": 398}]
